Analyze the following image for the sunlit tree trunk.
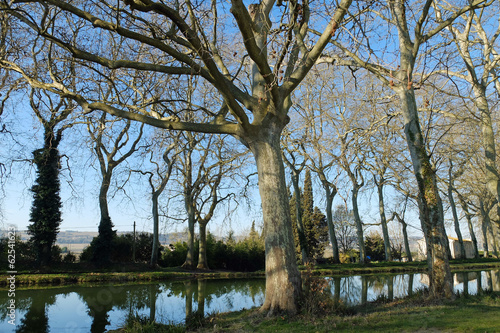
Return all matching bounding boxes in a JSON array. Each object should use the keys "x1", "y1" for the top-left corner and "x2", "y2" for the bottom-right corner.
[
  {"x1": 475, "y1": 90, "x2": 500, "y2": 220},
  {"x1": 324, "y1": 184, "x2": 340, "y2": 264},
  {"x1": 197, "y1": 221, "x2": 208, "y2": 270},
  {"x1": 398, "y1": 85, "x2": 452, "y2": 297},
  {"x1": 480, "y1": 199, "x2": 491, "y2": 258},
  {"x1": 151, "y1": 192, "x2": 161, "y2": 266},
  {"x1": 289, "y1": 170, "x2": 309, "y2": 265},
  {"x1": 182, "y1": 134, "x2": 196, "y2": 269},
  {"x1": 375, "y1": 174, "x2": 392, "y2": 261},
  {"x1": 458, "y1": 194, "x2": 479, "y2": 259},
  {"x1": 183, "y1": 197, "x2": 196, "y2": 269},
  {"x1": 246, "y1": 123, "x2": 301, "y2": 315},
  {"x1": 351, "y1": 183, "x2": 365, "y2": 264},
  {"x1": 448, "y1": 163, "x2": 465, "y2": 259},
  {"x1": 394, "y1": 212, "x2": 413, "y2": 262}
]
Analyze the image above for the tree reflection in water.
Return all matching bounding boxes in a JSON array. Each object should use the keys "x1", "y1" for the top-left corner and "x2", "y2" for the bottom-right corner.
[
  {"x1": 0, "y1": 271, "x2": 499, "y2": 333},
  {"x1": 15, "y1": 291, "x2": 57, "y2": 333}
]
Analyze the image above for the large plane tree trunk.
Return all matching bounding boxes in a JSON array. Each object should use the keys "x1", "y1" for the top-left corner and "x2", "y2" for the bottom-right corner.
[
  {"x1": 399, "y1": 87, "x2": 453, "y2": 298},
  {"x1": 246, "y1": 122, "x2": 301, "y2": 315}
]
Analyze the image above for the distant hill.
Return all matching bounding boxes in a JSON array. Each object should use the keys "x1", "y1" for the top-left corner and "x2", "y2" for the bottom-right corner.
[{"x1": 4, "y1": 229, "x2": 191, "y2": 246}]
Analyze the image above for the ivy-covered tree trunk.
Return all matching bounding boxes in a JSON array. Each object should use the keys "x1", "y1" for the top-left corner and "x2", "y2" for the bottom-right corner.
[{"x1": 28, "y1": 126, "x2": 63, "y2": 267}]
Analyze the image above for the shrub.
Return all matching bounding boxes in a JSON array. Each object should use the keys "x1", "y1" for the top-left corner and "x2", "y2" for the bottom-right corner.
[
  {"x1": 80, "y1": 232, "x2": 161, "y2": 264},
  {"x1": 365, "y1": 232, "x2": 385, "y2": 261},
  {"x1": 160, "y1": 241, "x2": 190, "y2": 267},
  {"x1": 300, "y1": 264, "x2": 346, "y2": 316},
  {"x1": 0, "y1": 236, "x2": 64, "y2": 268},
  {"x1": 124, "y1": 313, "x2": 184, "y2": 333},
  {"x1": 339, "y1": 250, "x2": 358, "y2": 263},
  {"x1": 160, "y1": 232, "x2": 265, "y2": 271},
  {"x1": 63, "y1": 251, "x2": 76, "y2": 263}
]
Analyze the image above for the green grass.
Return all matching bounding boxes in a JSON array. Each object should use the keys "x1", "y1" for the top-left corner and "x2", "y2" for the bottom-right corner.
[{"x1": 182, "y1": 291, "x2": 500, "y2": 332}]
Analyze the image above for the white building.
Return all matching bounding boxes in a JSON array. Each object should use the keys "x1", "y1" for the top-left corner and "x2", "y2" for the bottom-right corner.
[{"x1": 417, "y1": 236, "x2": 475, "y2": 260}]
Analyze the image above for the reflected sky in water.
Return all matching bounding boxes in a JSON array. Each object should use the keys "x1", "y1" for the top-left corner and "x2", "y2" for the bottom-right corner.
[{"x1": 1, "y1": 270, "x2": 498, "y2": 332}]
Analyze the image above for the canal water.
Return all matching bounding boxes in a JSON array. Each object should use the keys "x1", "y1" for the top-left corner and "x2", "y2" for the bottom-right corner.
[{"x1": 1, "y1": 269, "x2": 499, "y2": 332}]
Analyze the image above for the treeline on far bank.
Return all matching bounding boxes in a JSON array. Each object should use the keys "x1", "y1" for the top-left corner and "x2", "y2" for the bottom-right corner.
[{"x1": 0, "y1": 229, "x2": 265, "y2": 272}]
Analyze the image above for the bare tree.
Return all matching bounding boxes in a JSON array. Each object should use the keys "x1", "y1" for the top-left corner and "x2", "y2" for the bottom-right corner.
[
  {"x1": 479, "y1": 194, "x2": 500, "y2": 258},
  {"x1": 322, "y1": 0, "x2": 492, "y2": 298},
  {"x1": 87, "y1": 113, "x2": 144, "y2": 265},
  {"x1": 332, "y1": 204, "x2": 356, "y2": 257},
  {"x1": 1, "y1": 0, "x2": 354, "y2": 313},
  {"x1": 388, "y1": 196, "x2": 413, "y2": 263},
  {"x1": 369, "y1": 128, "x2": 395, "y2": 262},
  {"x1": 445, "y1": 159, "x2": 466, "y2": 259},
  {"x1": 195, "y1": 135, "x2": 243, "y2": 270},
  {"x1": 282, "y1": 130, "x2": 309, "y2": 265},
  {"x1": 456, "y1": 192, "x2": 480, "y2": 259},
  {"x1": 438, "y1": 1, "x2": 500, "y2": 222},
  {"x1": 133, "y1": 133, "x2": 179, "y2": 266}
]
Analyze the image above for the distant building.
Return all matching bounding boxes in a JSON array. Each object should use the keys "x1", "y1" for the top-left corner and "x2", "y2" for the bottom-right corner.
[{"x1": 417, "y1": 236, "x2": 475, "y2": 260}]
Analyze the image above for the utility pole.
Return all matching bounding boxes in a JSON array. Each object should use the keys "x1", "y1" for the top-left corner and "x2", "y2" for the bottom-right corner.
[{"x1": 133, "y1": 221, "x2": 136, "y2": 262}]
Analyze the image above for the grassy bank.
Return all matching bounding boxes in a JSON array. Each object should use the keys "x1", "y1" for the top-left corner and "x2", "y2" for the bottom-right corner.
[
  {"x1": 117, "y1": 291, "x2": 500, "y2": 332},
  {"x1": 1, "y1": 258, "x2": 499, "y2": 287},
  {"x1": 0, "y1": 269, "x2": 264, "y2": 287}
]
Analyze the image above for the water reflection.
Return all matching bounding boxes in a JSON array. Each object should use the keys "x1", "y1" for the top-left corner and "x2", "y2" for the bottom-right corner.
[{"x1": 1, "y1": 270, "x2": 499, "y2": 332}]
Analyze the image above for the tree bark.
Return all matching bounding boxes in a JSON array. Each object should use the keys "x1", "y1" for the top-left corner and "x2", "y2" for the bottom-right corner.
[
  {"x1": 480, "y1": 199, "x2": 490, "y2": 258},
  {"x1": 393, "y1": 212, "x2": 413, "y2": 262},
  {"x1": 447, "y1": 171, "x2": 465, "y2": 258},
  {"x1": 352, "y1": 184, "x2": 365, "y2": 264},
  {"x1": 398, "y1": 86, "x2": 453, "y2": 297},
  {"x1": 459, "y1": 198, "x2": 479, "y2": 259},
  {"x1": 98, "y1": 173, "x2": 112, "y2": 223},
  {"x1": 475, "y1": 89, "x2": 500, "y2": 220},
  {"x1": 150, "y1": 192, "x2": 160, "y2": 266},
  {"x1": 376, "y1": 177, "x2": 392, "y2": 261},
  {"x1": 324, "y1": 185, "x2": 340, "y2": 264},
  {"x1": 246, "y1": 123, "x2": 301, "y2": 315},
  {"x1": 488, "y1": 220, "x2": 500, "y2": 258},
  {"x1": 399, "y1": 215, "x2": 412, "y2": 262},
  {"x1": 182, "y1": 197, "x2": 196, "y2": 269},
  {"x1": 182, "y1": 136, "x2": 196, "y2": 269},
  {"x1": 197, "y1": 221, "x2": 209, "y2": 270},
  {"x1": 290, "y1": 171, "x2": 309, "y2": 265}
]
